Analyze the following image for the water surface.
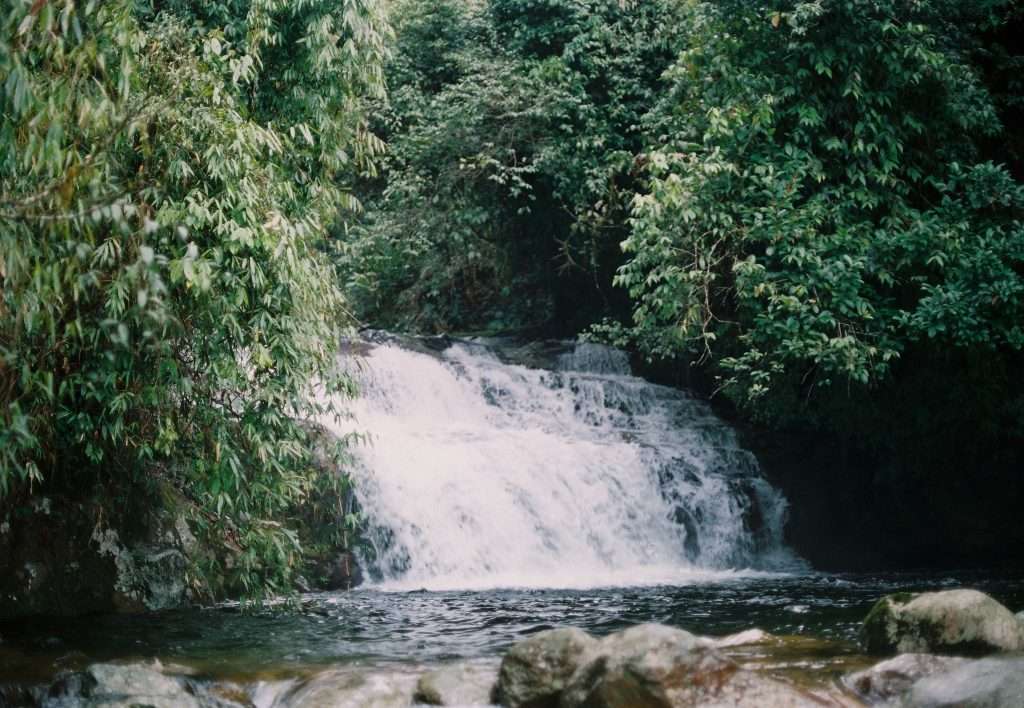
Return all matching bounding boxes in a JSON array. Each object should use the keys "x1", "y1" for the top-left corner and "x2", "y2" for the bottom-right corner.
[{"x1": 3, "y1": 572, "x2": 1022, "y2": 685}]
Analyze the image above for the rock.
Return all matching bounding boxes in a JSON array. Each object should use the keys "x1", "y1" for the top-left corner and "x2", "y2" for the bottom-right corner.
[
  {"x1": 0, "y1": 487, "x2": 201, "y2": 620},
  {"x1": 710, "y1": 629, "x2": 774, "y2": 648},
  {"x1": 44, "y1": 662, "x2": 201, "y2": 708},
  {"x1": 494, "y1": 627, "x2": 598, "y2": 708},
  {"x1": 1, "y1": 684, "x2": 44, "y2": 707},
  {"x1": 900, "y1": 656, "x2": 1024, "y2": 707},
  {"x1": 314, "y1": 551, "x2": 364, "y2": 591},
  {"x1": 362, "y1": 330, "x2": 452, "y2": 359},
  {"x1": 274, "y1": 669, "x2": 415, "y2": 708},
  {"x1": 560, "y1": 623, "x2": 826, "y2": 708},
  {"x1": 861, "y1": 590, "x2": 1024, "y2": 655},
  {"x1": 414, "y1": 660, "x2": 498, "y2": 705},
  {"x1": 132, "y1": 545, "x2": 189, "y2": 611},
  {"x1": 846, "y1": 654, "x2": 968, "y2": 703}
]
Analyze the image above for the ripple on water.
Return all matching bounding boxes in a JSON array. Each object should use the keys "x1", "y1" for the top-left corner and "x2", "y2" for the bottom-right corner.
[{"x1": 0, "y1": 572, "x2": 1022, "y2": 688}]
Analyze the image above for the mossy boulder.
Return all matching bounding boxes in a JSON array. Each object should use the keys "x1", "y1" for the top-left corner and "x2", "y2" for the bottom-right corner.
[
  {"x1": 0, "y1": 491, "x2": 195, "y2": 619},
  {"x1": 494, "y1": 627, "x2": 598, "y2": 708},
  {"x1": 861, "y1": 589, "x2": 1024, "y2": 656}
]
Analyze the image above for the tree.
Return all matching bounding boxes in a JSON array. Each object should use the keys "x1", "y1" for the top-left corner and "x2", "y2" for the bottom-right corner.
[
  {"x1": 1, "y1": 0, "x2": 389, "y2": 599},
  {"x1": 616, "y1": 0, "x2": 1024, "y2": 412},
  {"x1": 343, "y1": 0, "x2": 685, "y2": 334}
]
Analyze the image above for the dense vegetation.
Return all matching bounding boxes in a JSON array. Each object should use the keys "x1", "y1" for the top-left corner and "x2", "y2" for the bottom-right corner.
[
  {"x1": 343, "y1": 0, "x2": 690, "y2": 333},
  {"x1": 2, "y1": 0, "x2": 1022, "y2": 606},
  {"x1": 1, "y1": 0, "x2": 388, "y2": 599},
  {"x1": 351, "y1": 0, "x2": 1023, "y2": 401},
  {"x1": 345, "y1": 0, "x2": 1023, "y2": 566}
]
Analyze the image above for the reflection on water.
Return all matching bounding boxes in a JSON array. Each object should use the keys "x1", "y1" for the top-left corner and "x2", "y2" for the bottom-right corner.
[{"x1": 2, "y1": 572, "x2": 1022, "y2": 684}]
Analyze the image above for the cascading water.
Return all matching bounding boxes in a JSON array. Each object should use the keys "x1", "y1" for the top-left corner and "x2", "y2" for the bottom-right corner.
[{"x1": 321, "y1": 336, "x2": 802, "y2": 591}]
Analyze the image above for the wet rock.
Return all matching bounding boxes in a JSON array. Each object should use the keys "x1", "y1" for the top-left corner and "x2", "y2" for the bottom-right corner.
[
  {"x1": 900, "y1": 656, "x2": 1024, "y2": 707},
  {"x1": 846, "y1": 654, "x2": 968, "y2": 703},
  {"x1": 191, "y1": 681, "x2": 254, "y2": 707},
  {"x1": 0, "y1": 486, "x2": 202, "y2": 620},
  {"x1": 414, "y1": 660, "x2": 498, "y2": 705},
  {"x1": 560, "y1": 623, "x2": 827, "y2": 708},
  {"x1": 710, "y1": 628, "x2": 774, "y2": 648},
  {"x1": 861, "y1": 590, "x2": 1024, "y2": 655},
  {"x1": 0, "y1": 498, "x2": 120, "y2": 619},
  {"x1": 362, "y1": 330, "x2": 453, "y2": 359},
  {"x1": 132, "y1": 545, "x2": 189, "y2": 611},
  {"x1": 44, "y1": 662, "x2": 200, "y2": 708},
  {"x1": 275, "y1": 669, "x2": 415, "y2": 708},
  {"x1": 494, "y1": 627, "x2": 598, "y2": 708},
  {"x1": 1, "y1": 683, "x2": 44, "y2": 707},
  {"x1": 314, "y1": 551, "x2": 364, "y2": 591}
]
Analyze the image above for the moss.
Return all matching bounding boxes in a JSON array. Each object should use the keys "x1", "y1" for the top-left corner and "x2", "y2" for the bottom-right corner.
[
  {"x1": 861, "y1": 598, "x2": 895, "y2": 654},
  {"x1": 861, "y1": 593, "x2": 918, "y2": 655}
]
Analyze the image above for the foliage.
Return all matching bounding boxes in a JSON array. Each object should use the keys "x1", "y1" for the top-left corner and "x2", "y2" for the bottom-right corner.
[
  {"x1": 3, "y1": 0, "x2": 1023, "y2": 597},
  {"x1": 1, "y1": 0, "x2": 388, "y2": 599},
  {"x1": 341, "y1": 0, "x2": 686, "y2": 334},
  {"x1": 616, "y1": 0, "x2": 1024, "y2": 412}
]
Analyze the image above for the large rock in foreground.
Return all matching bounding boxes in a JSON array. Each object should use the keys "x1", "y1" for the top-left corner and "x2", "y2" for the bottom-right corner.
[
  {"x1": 43, "y1": 663, "x2": 201, "y2": 708},
  {"x1": 494, "y1": 627, "x2": 597, "y2": 708},
  {"x1": 900, "y1": 656, "x2": 1024, "y2": 707},
  {"x1": 560, "y1": 623, "x2": 830, "y2": 708},
  {"x1": 272, "y1": 668, "x2": 415, "y2": 708},
  {"x1": 846, "y1": 654, "x2": 968, "y2": 703},
  {"x1": 414, "y1": 660, "x2": 498, "y2": 705},
  {"x1": 861, "y1": 590, "x2": 1024, "y2": 655}
]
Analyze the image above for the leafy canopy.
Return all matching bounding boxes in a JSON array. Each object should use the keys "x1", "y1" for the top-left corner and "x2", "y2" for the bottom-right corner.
[
  {"x1": 616, "y1": 0, "x2": 1024, "y2": 408},
  {"x1": 1, "y1": 0, "x2": 389, "y2": 598}
]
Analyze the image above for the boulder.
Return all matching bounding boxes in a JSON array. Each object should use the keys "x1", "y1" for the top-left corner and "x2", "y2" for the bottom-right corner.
[
  {"x1": 861, "y1": 590, "x2": 1024, "y2": 655},
  {"x1": 846, "y1": 654, "x2": 968, "y2": 703},
  {"x1": 313, "y1": 551, "x2": 364, "y2": 591},
  {"x1": 494, "y1": 627, "x2": 598, "y2": 708},
  {"x1": 560, "y1": 623, "x2": 825, "y2": 708},
  {"x1": 273, "y1": 669, "x2": 415, "y2": 708},
  {"x1": 44, "y1": 662, "x2": 200, "y2": 708},
  {"x1": 0, "y1": 489, "x2": 199, "y2": 620},
  {"x1": 414, "y1": 660, "x2": 498, "y2": 705},
  {"x1": 900, "y1": 656, "x2": 1024, "y2": 707}
]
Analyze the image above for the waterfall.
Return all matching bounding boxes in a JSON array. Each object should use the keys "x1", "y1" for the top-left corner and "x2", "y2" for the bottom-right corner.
[{"x1": 321, "y1": 336, "x2": 802, "y2": 591}]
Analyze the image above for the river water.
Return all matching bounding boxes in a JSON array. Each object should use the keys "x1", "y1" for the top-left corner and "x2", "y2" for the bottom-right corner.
[
  {"x1": 2, "y1": 337, "x2": 1022, "y2": 698},
  {"x1": 3, "y1": 574, "x2": 1023, "y2": 687}
]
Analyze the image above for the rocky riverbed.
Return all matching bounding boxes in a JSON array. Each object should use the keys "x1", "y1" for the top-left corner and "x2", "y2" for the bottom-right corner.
[{"x1": 4, "y1": 588, "x2": 1024, "y2": 707}]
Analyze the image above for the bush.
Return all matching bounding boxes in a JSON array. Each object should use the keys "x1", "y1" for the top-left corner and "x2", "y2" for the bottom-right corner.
[{"x1": 0, "y1": 0, "x2": 388, "y2": 600}]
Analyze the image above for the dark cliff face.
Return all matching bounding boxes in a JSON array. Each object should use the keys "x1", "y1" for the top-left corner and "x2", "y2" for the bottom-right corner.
[
  {"x1": 741, "y1": 425, "x2": 1024, "y2": 573},
  {"x1": 0, "y1": 496, "x2": 124, "y2": 619},
  {"x1": 0, "y1": 479, "x2": 363, "y2": 621},
  {"x1": 0, "y1": 487, "x2": 195, "y2": 621},
  {"x1": 745, "y1": 350, "x2": 1024, "y2": 572}
]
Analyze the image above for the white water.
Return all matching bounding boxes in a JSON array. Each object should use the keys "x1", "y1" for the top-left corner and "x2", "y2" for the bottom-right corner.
[{"x1": 321, "y1": 337, "x2": 801, "y2": 591}]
